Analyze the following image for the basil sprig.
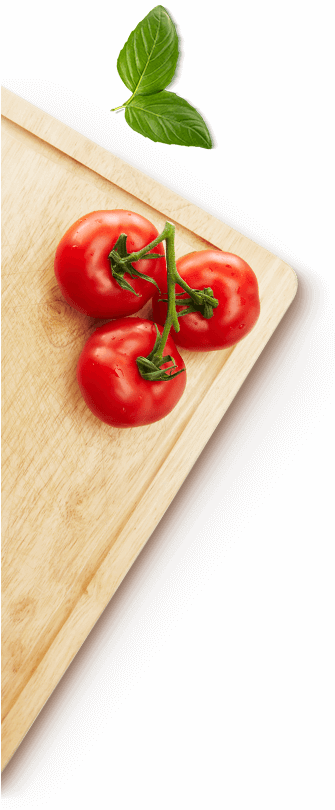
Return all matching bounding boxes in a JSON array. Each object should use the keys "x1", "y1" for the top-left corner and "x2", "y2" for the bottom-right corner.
[{"x1": 112, "y1": 5, "x2": 213, "y2": 149}]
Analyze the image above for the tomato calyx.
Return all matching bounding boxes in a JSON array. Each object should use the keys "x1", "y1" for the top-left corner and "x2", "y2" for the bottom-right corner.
[
  {"x1": 160, "y1": 286, "x2": 219, "y2": 319},
  {"x1": 136, "y1": 324, "x2": 185, "y2": 381},
  {"x1": 108, "y1": 233, "x2": 163, "y2": 296}
]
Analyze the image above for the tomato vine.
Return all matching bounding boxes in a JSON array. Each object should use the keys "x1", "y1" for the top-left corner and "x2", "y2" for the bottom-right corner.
[
  {"x1": 55, "y1": 210, "x2": 261, "y2": 427},
  {"x1": 114, "y1": 220, "x2": 220, "y2": 380}
]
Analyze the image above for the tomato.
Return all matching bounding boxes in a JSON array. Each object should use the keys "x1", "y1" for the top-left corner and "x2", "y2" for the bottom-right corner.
[
  {"x1": 77, "y1": 318, "x2": 186, "y2": 427},
  {"x1": 54, "y1": 210, "x2": 166, "y2": 319},
  {"x1": 152, "y1": 250, "x2": 261, "y2": 351}
]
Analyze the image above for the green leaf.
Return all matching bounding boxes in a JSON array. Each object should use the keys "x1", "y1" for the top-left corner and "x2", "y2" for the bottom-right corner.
[
  {"x1": 125, "y1": 91, "x2": 213, "y2": 149},
  {"x1": 117, "y1": 6, "x2": 178, "y2": 98}
]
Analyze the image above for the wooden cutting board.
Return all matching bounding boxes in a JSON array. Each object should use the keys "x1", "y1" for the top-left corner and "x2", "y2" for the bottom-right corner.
[{"x1": 1, "y1": 86, "x2": 297, "y2": 769}]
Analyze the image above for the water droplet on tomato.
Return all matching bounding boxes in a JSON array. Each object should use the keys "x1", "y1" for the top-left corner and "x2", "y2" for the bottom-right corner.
[
  {"x1": 238, "y1": 324, "x2": 245, "y2": 329},
  {"x1": 113, "y1": 365, "x2": 124, "y2": 378}
]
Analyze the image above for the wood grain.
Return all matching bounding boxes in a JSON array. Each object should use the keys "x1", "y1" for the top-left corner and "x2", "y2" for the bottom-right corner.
[{"x1": 1, "y1": 87, "x2": 297, "y2": 769}]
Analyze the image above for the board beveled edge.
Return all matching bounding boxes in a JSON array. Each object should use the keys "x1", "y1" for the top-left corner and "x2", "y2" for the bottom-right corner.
[{"x1": 1, "y1": 87, "x2": 298, "y2": 770}]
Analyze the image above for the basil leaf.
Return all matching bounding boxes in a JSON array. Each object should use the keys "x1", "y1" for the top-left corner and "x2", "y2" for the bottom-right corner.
[
  {"x1": 125, "y1": 91, "x2": 213, "y2": 149},
  {"x1": 112, "y1": 6, "x2": 214, "y2": 148},
  {"x1": 117, "y1": 5, "x2": 178, "y2": 98}
]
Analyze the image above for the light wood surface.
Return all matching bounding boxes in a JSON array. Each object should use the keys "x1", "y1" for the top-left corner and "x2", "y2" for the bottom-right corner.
[{"x1": 1, "y1": 86, "x2": 297, "y2": 770}]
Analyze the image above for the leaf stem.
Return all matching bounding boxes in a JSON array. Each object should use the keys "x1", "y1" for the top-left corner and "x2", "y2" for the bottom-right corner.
[{"x1": 111, "y1": 92, "x2": 137, "y2": 113}]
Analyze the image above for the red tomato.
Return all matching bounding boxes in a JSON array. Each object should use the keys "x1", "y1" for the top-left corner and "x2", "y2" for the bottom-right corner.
[
  {"x1": 152, "y1": 250, "x2": 260, "y2": 351},
  {"x1": 77, "y1": 318, "x2": 186, "y2": 428},
  {"x1": 54, "y1": 210, "x2": 166, "y2": 318}
]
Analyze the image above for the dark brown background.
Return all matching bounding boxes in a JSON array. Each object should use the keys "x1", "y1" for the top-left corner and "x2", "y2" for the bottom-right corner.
[{"x1": 2, "y1": 0, "x2": 335, "y2": 810}]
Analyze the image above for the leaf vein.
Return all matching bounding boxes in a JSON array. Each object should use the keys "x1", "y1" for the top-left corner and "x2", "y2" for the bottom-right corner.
[{"x1": 133, "y1": 14, "x2": 162, "y2": 96}]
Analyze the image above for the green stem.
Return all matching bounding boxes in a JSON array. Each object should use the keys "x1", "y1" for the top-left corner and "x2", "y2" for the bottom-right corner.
[
  {"x1": 150, "y1": 223, "x2": 180, "y2": 364},
  {"x1": 123, "y1": 222, "x2": 181, "y2": 355},
  {"x1": 123, "y1": 224, "x2": 172, "y2": 264},
  {"x1": 135, "y1": 222, "x2": 185, "y2": 382},
  {"x1": 111, "y1": 93, "x2": 136, "y2": 112},
  {"x1": 133, "y1": 221, "x2": 218, "y2": 381}
]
